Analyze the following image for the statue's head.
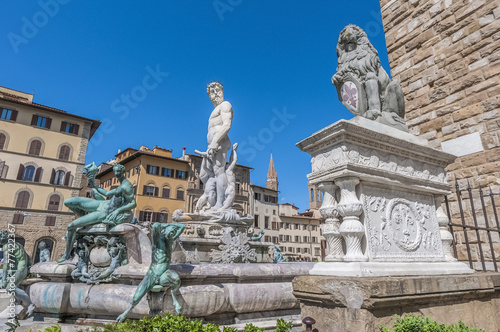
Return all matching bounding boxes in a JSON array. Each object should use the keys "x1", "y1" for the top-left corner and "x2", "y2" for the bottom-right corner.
[
  {"x1": 113, "y1": 163, "x2": 126, "y2": 178},
  {"x1": 207, "y1": 81, "x2": 224, "y2": 106},
  {"x1": 336, "y1": 24, "x2": 380, "y2": 76},
  {"x1": 38, "y1": 241, "x2": 46, "y2": 249},
  {"x1": 0, "y1": 231, "x2": 8, "y2": 246}
]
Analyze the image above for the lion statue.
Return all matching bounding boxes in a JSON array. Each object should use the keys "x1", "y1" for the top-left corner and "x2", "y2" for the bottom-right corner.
[{"x1": 331, "y1": 24, "x2": 407, "y2": 131}]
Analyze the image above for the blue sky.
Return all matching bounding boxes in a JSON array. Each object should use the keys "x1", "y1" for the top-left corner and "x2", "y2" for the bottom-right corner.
[{"x1": 1, "y1": 1, "x2": 390, "y2": 212}]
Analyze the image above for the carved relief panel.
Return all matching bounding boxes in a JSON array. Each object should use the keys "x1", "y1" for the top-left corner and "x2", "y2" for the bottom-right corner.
[{"x1": 361, "y1": 185, "x2": 443, "y2": 261}]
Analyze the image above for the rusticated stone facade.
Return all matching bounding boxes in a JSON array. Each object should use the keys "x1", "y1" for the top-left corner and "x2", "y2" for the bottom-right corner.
[{"x1": 380, "y1": 0, "x2": 500, "y2": 266}]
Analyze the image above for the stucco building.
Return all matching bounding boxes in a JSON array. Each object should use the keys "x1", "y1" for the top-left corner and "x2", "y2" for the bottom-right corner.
[
  {"x1": 96, "y1": 145, "x2": 189, "y2": 223},
  {"x1": 0, "y1": 86, "x2": 100, "y2": 261}
]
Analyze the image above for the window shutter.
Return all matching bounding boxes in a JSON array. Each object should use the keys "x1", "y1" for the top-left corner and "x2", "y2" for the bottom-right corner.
[
  {"x1": 139, "y1": 211, "x2": 144, "y2": 221},
  {"x1": 45, "y1": 216, "x2": 56, "y2": 226},
  {"x1": 60, "y1": 121, "x2": 67, "y2": 132},
  {"x1": 12, "y1": 214, "x2": 24, "y2": 225},
  {"x1": 0, "y1": 134, "x2": 5, "y2": 150},
  {"x1": 143, "y1": 186, "x2": 147, "y2": 195},
  {"x1": 156, "y1": 167, "x2": 159, "y2": 176},
  {"x1": 31, "y1": 115, "x2": 38, "y2": 126},
  {"x1": 152, "y1": 212, "x2": 158, "y2": 223},
  {"x1": 16, "y1": 191, "x2": 29, "y2": 209},
  {"x1": 10, "y1": 110, "x2": 17, "y2": 121},
  {"x1": 35, "y1": 141, "x2": 41, "y2": 155},
  {"x1": 0, "y1": 161, "x2": 5, "y2": 178},
  {"x1": 74, "y1": 124, "x2": 79, "y2": 135},
  {"x1": 34, "y1": 167, "x2": 42, "y2": 182},
  {"x1": 154, "y1": 187, "x2": 159, "y2": 197},
  {"x1": 170, "y1": 169, "x2": 174, "y2": 177},
  {"x1": 45, "y1": 118, "x2": 52, "y2": 129},
  {"x1": 64, "y1": 171, "x2": 71, "y2": 186},
  {"x1": 17, "y1": 164, "x2": 25, "y2": 180},
  {"x1": 50, "y1": 169, "x2": 56, "y2": 184}
]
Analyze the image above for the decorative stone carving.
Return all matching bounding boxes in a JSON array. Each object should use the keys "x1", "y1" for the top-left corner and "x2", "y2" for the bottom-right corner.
[
  {"x1": 362, "y1": 186, "x2": 443, "y2": 261},
  {"x1": 331, "y1": 24, "x2": 407, "y2": 131},
  {"x1": 210, "y1": 228, "x2": 257, "y2": 264},
  {"x1": 335, "y1": 177, "x2": 366, "y2": 261},
  {"x1": 71, "y1": 234, "x2": 127, "y2": 284},
  {"x1": 318, "y1": 182, "x2": 343, "y2": 261},
  {"x1": 435, "y1": 195, "x2": 456, "y2": 262}
]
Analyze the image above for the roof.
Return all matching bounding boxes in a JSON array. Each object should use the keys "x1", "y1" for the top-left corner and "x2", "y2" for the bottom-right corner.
[
  {"x1": 250, "y1": 183, "x2": 279, "y2": 192},
  {"x1": 0, "y1": 95, "x2": 101, "y2": 139},
  {"x1": 280, "y1": 202, "x2": 299, "y2": 209},
  {"x1": 96, "y1": 150, "x2": 189, "y2": 178},
  {"x1": 280, "y1": 214, "x2": 320, "y2": 221}
]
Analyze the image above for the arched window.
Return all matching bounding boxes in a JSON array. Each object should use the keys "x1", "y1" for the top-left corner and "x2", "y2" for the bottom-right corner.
[
  {"x1": 162, "y1": 185, "x2": 170, "y2": 198},
  {"x1": 28, "y1": 140, "x2": 42, "y2": 156},
  {"x1": 176, "y1": 188, "x2": 184, "y2": 200},
  {"x1": 15, "y1": 191, "x2": 30, "y2": 208},
  {"x1": 23, "y1": 166, "x2": 35, "y2": 181},
  {"x1": 0, "y1": 133, "x2": 6, "y2": 150},
  {"x1": 48, "y1": 194, "x2": 60, "y2": 211},
  {"x1": 58, "y1": 145, "x2": 71, "y2": 161},
  {"x1": 54, "y1": 170, "x2": 65, "y2": 185}
]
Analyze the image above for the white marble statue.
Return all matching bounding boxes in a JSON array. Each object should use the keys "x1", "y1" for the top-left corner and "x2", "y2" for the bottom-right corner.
[
  {"x1": 38, "y1": 241, "x2": 51, "y2": 263},
  {"x1": 175, "y1": 82, "x2": 252, "y2": 225}
]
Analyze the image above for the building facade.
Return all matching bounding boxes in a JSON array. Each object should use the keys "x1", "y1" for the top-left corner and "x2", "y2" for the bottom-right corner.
[
  {"x1": 0, "y1": 86, "x2": 100, "y2": 261},
  {"x1": 250, "y1": 184, "x2": 280, "y2": 243},
  {"x1": 278, "y1": 203, "x2": 322, "y2": 262},
  {"x1": 96, "y1": 146, "x2": 189, "y2": 224}
]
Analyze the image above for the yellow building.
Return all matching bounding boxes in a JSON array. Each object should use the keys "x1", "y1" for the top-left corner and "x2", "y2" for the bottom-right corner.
[
  {"x1": 96, "y1": 146, "x2": 189, "y2": 223},
  {"x1": 0, "y1": 86, "x2": 100, "y2": 261}
]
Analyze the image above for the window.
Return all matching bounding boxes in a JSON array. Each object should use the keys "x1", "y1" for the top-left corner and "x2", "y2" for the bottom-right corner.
[
  {"x1": 60, "y1": 121, "x2": 79, "y2": 135},
  {"x1": 296, "y1": 248, "x2": 301, "y2": 254},
  {"x1": 285, "y1": 235, "x2": 291, "y2": 242},
  {"x1": 315, "y1": 248, "x2": 321, "y2": 256},
  {"x1": 175, "y1": 170, "x2": 186, "y2": 179},
  {"x1": 254, "y1": 193, "x2": 261, "y2": 200},
  {"x1": 1, "y1": 109, "x2": 17, "y2": 121},
  {"x1": 16, "y1": 191, "x2": 30, "y2": 209},
  {"x1": 53, "y1": 170, "x2": 65, "y2": 185},
  {"x1": 272, "y1": 222, "x2": 278, "y2": 230},
  {"x1": 158, "y1": 212, "x2": 168, "y2": 223},
  {"x1": 312, "y1": 225, "x2": 317, "y2": 231},
  {"x1": 23, "y1": 166, "x2": 35, "y2": 181},
  {"x1": 285, "y1": 223, "x2": 290, "y2": 229},
  {"x1": 303, "y1": 225, "x2": 308, "y2": 231},
  {"x1": 294, "y1": 236, "x2": 300, "y2": 242},
  {"x1": 279, "y1": 235, "x2": 283, "y2": 242},
  {"x1": 12, "y1": 213, "x2": 24, "y2": 224},
  {"x1": 310, "y1": 188, "x2": 314, "y2": 202},
  {"x1": 303, "y1": 236, "x2": 309, "y2": 243},
  {"x1": 48, "y1": 194, "x2": 60, "y2": 211},
  {"x1": 0, "y1": 133, "x2": 5, "y2": 150},
  {"x1": 176, "y1": 188, "x2": 184, "y2": 200},
  {"x1": 162, "y1": 187, "x2": 170, "y2": 198},
  {"x1": 303, "y1": 248, "x2": 309, "y2": 254},
  {"x1": 147, "y1": 165, "x2": 159, "y2": 175},
  {"x1": 58, "y1": 145, "x2": 71, "y2": 161},
  {"x1": 161, "y1": 168, "x2": 173, "y2": 177},
  {"x1": 264, "y1": 236, "x2": 271, "y2": 242},
  {"x1": 294, "y1": 224, "x2": 299, "y2": 230},
  {"x1": 143, "y1": 185, "x2": 157, "y2": 196},
  {"x1": 288, "y1": 247, "x2": 294, "y2": 253},
  {"x1": 28, "y1": 140, "x2": 42, "y2": 156},
  {"x1": 32, "y1": 115, "x2": 51, "y2": 129},
  {"x1": 264, "y1": 216, "x2": 269, "y2": 229},
  {"x1": 273, "y1": 210, "x2": 276, "y2": 215},
  {"x1": 272, "y1": 236, "x2": 279, "y2": 243},
  {"x1": 45, "y1": 216, "x2": 56, "y2": 226},
  {"x1": 254, "y1": 215, "x2": 259, "y2": 228},
  {"x1": 312, "y1": 237, "x2": 318, "y2": 243},
  {"x1": 235, "y1": 183, "x2": 241, "y2": 195},
  {"x1": 139, "y1": 211, "x2": 153, "y2": 222}
]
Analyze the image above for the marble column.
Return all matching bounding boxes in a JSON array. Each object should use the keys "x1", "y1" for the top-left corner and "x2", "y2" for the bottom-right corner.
[
  {"x1": 435, "y1": 195, "x2": 456, "y2": 261},
  {"x1": 318, "y1": 182, "x2": 343, "y2": 261},
  {"x1": 335, "y1": 177, "x2": 367, "y2": 262}
]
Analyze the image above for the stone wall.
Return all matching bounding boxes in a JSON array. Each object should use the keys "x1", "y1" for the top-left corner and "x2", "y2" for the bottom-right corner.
[{"x1": 380, "y1": 0, "x2": 500, "y2": 267}]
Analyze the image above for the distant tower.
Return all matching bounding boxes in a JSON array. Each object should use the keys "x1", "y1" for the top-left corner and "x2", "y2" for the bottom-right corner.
[{"x1": 266, "y1": 154, "x2": 279, "y2": 191}]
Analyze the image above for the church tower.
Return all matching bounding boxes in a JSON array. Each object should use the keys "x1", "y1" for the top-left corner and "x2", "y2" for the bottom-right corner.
[{"x1": 266, "y1": 154, "x2": 279, "y2": 191}]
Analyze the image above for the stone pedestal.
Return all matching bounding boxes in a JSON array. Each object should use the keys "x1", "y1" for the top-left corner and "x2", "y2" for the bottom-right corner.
[
  {"x1": 293, "y1": 273, "x2": 500, "y2": 332},
  {"x1": 296, "y1": 117, "x2": 470, "y2": 274}
]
